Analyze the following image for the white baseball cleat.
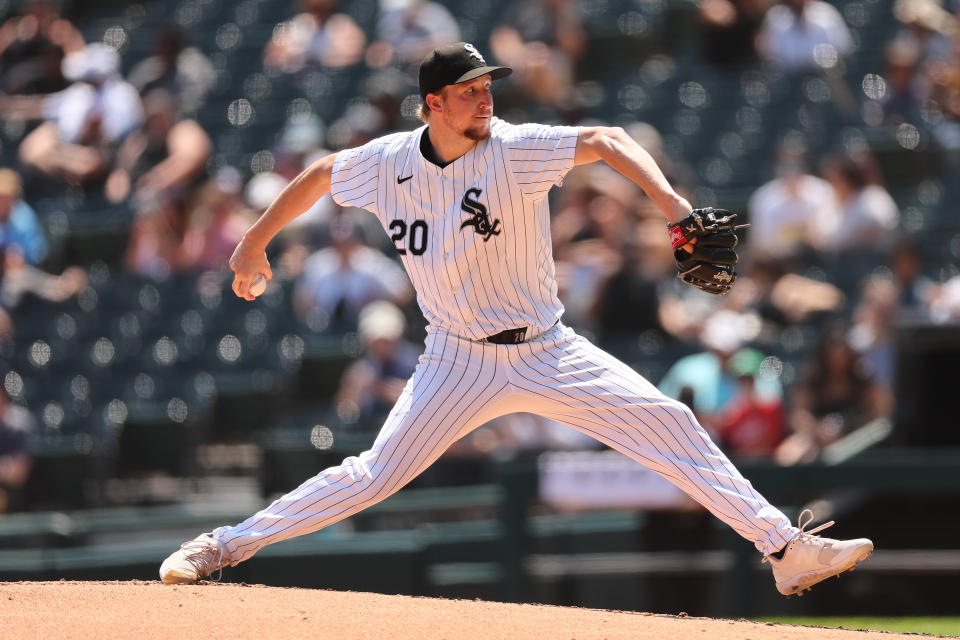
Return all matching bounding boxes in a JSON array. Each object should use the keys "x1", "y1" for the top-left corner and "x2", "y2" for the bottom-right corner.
[
  {"x1": 764, "y1": 509, "x2": 874, "y2": 596},
  {"x1": 159, "y1": 532, "x2": 231, "y2": 584}
]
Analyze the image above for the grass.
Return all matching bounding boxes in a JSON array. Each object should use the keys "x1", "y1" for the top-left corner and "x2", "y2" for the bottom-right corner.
[{"x1": 756, "y1": 617, "x2": 960, "y2": 637}]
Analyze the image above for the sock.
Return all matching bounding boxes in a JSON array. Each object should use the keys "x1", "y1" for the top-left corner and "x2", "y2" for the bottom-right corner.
[{"x1": 769, "y1": 546, "x2": 787, "y2": 560}]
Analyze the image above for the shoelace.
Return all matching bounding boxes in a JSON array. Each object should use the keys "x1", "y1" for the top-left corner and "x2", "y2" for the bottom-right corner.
[
  {"x1": 181, "y1": 536, "x2": 225, "y2": 582},
  {"x1": 796, "y1": 508, "x2": 835, "y2": 537},
  {"x1": 763, "y1": 509, "x2": 835, "y2": 563}
]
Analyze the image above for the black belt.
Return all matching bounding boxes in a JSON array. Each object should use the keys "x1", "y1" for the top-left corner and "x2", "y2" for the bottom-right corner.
[{"x1": 483, "y1": 327, "x2": 528, "y2": 344}]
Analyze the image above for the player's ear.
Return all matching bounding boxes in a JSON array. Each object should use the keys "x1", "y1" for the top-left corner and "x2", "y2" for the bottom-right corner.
[{"x1": 426, "y1": 91, "x2": 443, "y2": 114}]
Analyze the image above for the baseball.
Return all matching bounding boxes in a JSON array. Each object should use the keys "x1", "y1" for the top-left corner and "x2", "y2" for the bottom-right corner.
[{"x1": 249, "y1": 273, "x2": 267, "y2": 297}]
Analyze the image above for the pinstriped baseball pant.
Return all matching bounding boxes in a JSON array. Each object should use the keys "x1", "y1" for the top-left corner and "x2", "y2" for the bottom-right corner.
[{"x1": 216, "y1": 323, "x2": 799, "y2": 565}]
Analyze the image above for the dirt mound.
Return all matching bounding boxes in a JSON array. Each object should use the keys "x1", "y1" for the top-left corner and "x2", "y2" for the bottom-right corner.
[{"x1": 0, "y1": 581, "x2": 935, "y2": 639}]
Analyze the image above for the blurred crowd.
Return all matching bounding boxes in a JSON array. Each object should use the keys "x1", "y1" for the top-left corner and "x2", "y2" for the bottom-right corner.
[{"x1": 0, "y1": 0, "x2": 959, "y2": 510}]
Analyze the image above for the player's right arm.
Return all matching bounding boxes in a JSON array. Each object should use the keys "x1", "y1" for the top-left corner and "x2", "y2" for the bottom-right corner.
[{"x1": 229, "y1": 153, "x2": 336, "y2": 300}]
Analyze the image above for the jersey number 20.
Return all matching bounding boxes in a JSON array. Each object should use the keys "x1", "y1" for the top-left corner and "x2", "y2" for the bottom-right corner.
[{"x1": 389, "y1": 219, "x2": 428, "y2": 256}]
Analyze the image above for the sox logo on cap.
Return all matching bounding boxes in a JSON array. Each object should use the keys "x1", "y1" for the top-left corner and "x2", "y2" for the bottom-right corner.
[{"x1": 463, "y1": 43, "x2": 484, "y2": 61}]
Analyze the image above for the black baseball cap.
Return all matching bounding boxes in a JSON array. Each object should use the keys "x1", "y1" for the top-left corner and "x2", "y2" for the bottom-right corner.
[{"x1": 418, "y1": 42, "x2": 512, "y2": 99}]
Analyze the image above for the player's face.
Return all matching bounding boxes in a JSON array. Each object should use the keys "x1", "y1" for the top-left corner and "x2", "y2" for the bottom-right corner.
[{"x1": 439, "y1": 75, "x2": 494, "y2": 141}]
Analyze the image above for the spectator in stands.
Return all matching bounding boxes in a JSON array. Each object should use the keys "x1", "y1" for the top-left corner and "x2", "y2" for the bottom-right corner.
[
  {"x1": 892, "y1": 0, "x2": 955, "y2": 64},
  {"x1": 889, "y1": 236, "x2": 935, "y2": 312},
  {"x1": 275, "y1": 114, "x2": 327, "y2": 182},
  {"x1": 114, "y1": 89, "x2": 213, "y2": 279},
  {"x1": 697, "y1": 0, "x2": 770, "y2": 68},
  {"x1": 589, "y1": 225, "x2": 671, "y2": 343},
  {"x1": 756, "y1": 0, "x2": 853, "y2": 73},
  {"x1": 819, "y1": 150, "x2": 900, "y2": 254},
  {"x1": 0, "y1": 243, "x2": 86, "y2": 310},
  {"x1": 0, "y1": 168, "x2": 47, "y2": 266},
  {"x1": 293, "y1": 217, "x2": 413, "y2": 331},
  {"x1": 549, "y1": 174, "x2": 607, "y2": 251},
  {"x1": 489, "y1": 0, "x2": 586, "y2": 110},
  {"x1": 550, "y1": 164, "x2": 655, "y2": 329},
  {"x1": 242, "y1": 136, "x2": 350, "y2": 275},
  {"x1": 335, "y1": 300, "x2": 420, "y2": 432},
  {"x1": 926, "y1": 24, "x2": 960, "y2": 169},
  {"x1": 182, "y1": 168, "x2": 257, "y2": 273},
  {"x1": 105, "y1": 88, "x2": 211, "y2": 208},
  {"x1": 737, "y1": 255, "x2": 845, "y2": 326},
  {"x1": 0, "y1": 0, "x2": 84, "y2": 95},
  {"x1": 627, "y1": 120, "x2": 698, "y2": 191},
  {"x1": 0, "y1": 385, "x2": 35, "y2": 513},
  {"x1": 365, "y1": 0, "x2": 460, "y2": 70},
  {"x1": 242, "y1": 167, "x2": 334, "y2": 281},
  {"x1": 570, "y1": 126, "x2": 696, "y2": 340},
  {"x1": 124, "y1": 202, "x2": 190, "y2": 279},
  {"x1": 776, "y1": 327, "x2": 892, "y2": 464},
  {"x1": 929, "y1": 274, "x2": 960, "y2": 322},
  {"x1": 263, "y1": 0, "x2": 366, "y2": 74},
  {"x1": 659, "y1": 310, "x2": 782, "y2": 435},
  {"x1": 126, "y1": 23, "x2": 217, "y2": 116},
  {"x1": 17, "y1": 43, "x2": 143, "y2": 189},
  {"x1": 0, "y1": 308, "x2": 10, "y2": 341},
  {"x1": 714, "y1": 348, "x2": 787, "y2": 459},
  {"x1": 362, "y1": 68, "x2": 413, "y2": 136},
  {"x1": 879, "y1": 38, "x2": 926, "y2": 125},
  {"x1": 848, "y1": 275, "x2": 899, "y2": 393},
  {"x1": 324, "y1": 98, "x2": 391, "y2": 149},
  {"x1": 745, "y1": 147, "x2": 837, "y2": 262}
]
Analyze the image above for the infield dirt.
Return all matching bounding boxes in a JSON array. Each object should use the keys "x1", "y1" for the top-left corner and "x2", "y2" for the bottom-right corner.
[{"x1": 0, "y1": 581, "x2": 950, "y2": 639}]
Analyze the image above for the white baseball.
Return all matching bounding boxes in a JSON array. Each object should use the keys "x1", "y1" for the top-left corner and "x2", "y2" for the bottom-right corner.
[{"x1": 249, "y1": 273, "x2": 267, "y2": 297}]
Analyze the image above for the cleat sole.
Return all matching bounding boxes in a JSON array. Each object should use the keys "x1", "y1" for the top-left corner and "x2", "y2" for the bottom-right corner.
[
  {"x1": 162, "y1": 570, "x2": 200, "y2": 585},
  {"x1": 777, "y1": 546, "x2": 874, "y2": 596}
]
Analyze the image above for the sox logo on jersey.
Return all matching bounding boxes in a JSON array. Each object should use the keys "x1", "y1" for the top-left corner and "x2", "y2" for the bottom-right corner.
[{"x1": 460, "y1": 188, "x2": 501, "y2": 241}]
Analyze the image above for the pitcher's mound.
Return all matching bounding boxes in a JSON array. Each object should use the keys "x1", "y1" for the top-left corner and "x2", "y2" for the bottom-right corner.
[{"x1": 0, "y1": 581, "x2": 929, "y2": 639}]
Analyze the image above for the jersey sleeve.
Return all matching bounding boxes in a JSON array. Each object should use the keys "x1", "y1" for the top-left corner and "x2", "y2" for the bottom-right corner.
[
  {"x1": 330, "y1": 139, "x2": 384, "y2": 215},
  {"x1": 501, "y1": 121, "x2": 580, "y2": 199}
]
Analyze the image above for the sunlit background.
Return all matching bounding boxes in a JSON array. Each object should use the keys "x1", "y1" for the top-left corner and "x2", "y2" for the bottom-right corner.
[{"x1": 0, "y1": 0, "x2": 958, "y2": 625}]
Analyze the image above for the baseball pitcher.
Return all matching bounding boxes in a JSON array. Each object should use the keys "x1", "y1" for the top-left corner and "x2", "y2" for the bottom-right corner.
[{"x1": 160, "y1": 43, "x2": 873, "y2": 597}]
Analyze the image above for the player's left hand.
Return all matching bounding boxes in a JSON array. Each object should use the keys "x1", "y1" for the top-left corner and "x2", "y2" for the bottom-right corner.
[{"x1": 667, "y1": 208, "x2": 748, "y2": 296}]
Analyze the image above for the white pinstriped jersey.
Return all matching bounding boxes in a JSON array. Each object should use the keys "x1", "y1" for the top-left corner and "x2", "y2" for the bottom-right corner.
[{"x1": 330, "y1": 117, "x2": 579, "y2": 341}]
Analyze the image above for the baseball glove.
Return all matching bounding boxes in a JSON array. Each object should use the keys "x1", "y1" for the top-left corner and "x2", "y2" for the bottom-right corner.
[{"x1": 667, "y1": 207, "x2": 748, "y2": 296}]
